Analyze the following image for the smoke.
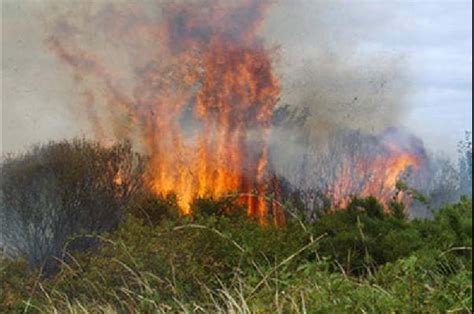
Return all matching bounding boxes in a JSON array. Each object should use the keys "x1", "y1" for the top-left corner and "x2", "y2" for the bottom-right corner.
[
  {"x1": 260, "y1": 1, "x2": 414, "y2": 186},
  {"x1": 266, "y1": 0, "x2": 410, "y2": 133},
  {"x1": 4, "y1": 1, "x2": 424, "y2": 209},
  {"x1": 47, "y1": 1, "x2": 410, "y2": 140},
  {"x1": 2, "y1": 0, "x2": 411, "y2": 152}
]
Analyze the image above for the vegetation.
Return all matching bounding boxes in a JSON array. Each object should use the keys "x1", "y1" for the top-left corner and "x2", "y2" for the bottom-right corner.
[
  {"x1": 0, "y1": 140, "x2": 144, "y2": 273},
  {"x1": 0, "y1": 139, "x2": 472, "y2": 313},
  {"x1": 1, "y1": 193, "x2": 471, "y2": 312}
]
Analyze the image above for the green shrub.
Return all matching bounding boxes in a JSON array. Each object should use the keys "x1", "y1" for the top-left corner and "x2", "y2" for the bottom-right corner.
[
  {"x1": 0, "y1": 191, "x2": 471, "y2": 312},
  {"x1": 310, "y1": 197, "x2": 409, "y2": 274},
  {"x1": 127, "y1": 191, "x2": 180, "y2": 226},
  {"x1": 191, "y1": 194, "x2": 247, "y2": 218}
]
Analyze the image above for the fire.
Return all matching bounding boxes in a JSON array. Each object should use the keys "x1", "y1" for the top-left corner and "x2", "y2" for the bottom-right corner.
[
  {"x1": 47, "y1": 0, "x2": 425, "y2": 221},
  {"x1": 47, "y1": 0, "x2": 283, "y2": 223},
  {"x1": 329, "y1": 130, "x2": 425, "y2": 210},
  {"x1": 146, "y1": 0, "x2": 279, "y2": 219}
]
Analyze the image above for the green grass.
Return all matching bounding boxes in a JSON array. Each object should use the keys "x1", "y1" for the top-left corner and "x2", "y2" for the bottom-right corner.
[{"x1": 1, "y1": 197, "x2": 472, "y2": 313}]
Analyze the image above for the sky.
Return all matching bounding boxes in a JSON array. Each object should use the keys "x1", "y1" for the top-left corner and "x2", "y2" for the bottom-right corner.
[
  {"x1": 265, "y1": 0, "x2": 472, "y2": 158},
  {"x1": 1, "y1": 0, "x2": 472, "y2": 158},
  {"x1": 372, "y1": 0, "x2": 472, "y2": 157}
]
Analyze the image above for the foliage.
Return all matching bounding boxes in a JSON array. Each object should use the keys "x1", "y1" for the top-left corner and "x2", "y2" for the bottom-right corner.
[
  {"x1": 0, "y1": 195, "x2": 471, "y2": 313},
  {"x1": 191, "y1": 194, "x2": 247, "y2": 218},
  {"x1": 127, "y1": 191, "x2": 180, "y2": 226},
  {"x1": 0, "y1": 137, "x2": 471, "y2": 312},
  {"x1": 0, "y1": 139, "x2": 144, "y2": 272}
]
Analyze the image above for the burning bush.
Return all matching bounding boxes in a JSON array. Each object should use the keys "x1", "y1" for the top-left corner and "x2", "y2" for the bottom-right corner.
[
  {"x1": 0, "y1": 139, "x2": 144, "y2": 272},
  {"x1": 270, "y1": 123, "x2": 429, "y2": 218},
  {"x1": 44, "y1": 0, "x2": 448, "y2": 221},
  {"x1": 47, "y1": 0, "x2": 283, "y2": 222}
]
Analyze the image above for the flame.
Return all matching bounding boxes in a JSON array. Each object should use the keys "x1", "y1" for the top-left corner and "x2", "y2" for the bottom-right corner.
[
  {"x1": 47, "y1": 0, "x2": 424, "y2": 220},
  {"x1": 329, "y1": 133, "x2": 424, "y2": 210},
  {"x1": 48, "y1": 0, "x2": 282, "y2": 223}
]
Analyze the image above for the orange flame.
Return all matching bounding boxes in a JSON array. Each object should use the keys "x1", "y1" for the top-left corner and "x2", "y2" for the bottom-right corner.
[
  {"x1": 47, "y1": 1, "x2": 423, "y2": 220},
  {"x1": 48, "y1": 0, "x2": 282, "y2": 223},
  {"x1": 329, "y1": 137, "x2": 423, "y2": 210}
]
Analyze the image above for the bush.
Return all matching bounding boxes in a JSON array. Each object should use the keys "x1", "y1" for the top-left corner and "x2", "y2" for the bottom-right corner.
[
  {"x1": 309, "y1": 196, "x2": 472, "y2": 276},
  {"x1": 0, "y1": 139, "x2": 144, "y2": 272},
  {"x1": 127, "y1": 191, "x2": 180, "y2": 226},
  {"x1": 0, "y1": 196, "x2": 471, "y2": 312},
  {"x1": 2, "y1": 196, "x2": 472, "y2": 312}
]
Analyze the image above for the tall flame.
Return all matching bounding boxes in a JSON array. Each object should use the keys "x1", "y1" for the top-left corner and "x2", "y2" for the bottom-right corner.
[
  {"x1": 48, "y1": 0, "x2": 282, "y2": 223},
  {"x1": 47, "y1": 0, "x2": 425, "y2": 220},
  {"x1": 328, "y1": 129, "x2": 425, "y2": 210},
  {"x1": 147, "y1": 0, "x2": 279, "y2": 219}
]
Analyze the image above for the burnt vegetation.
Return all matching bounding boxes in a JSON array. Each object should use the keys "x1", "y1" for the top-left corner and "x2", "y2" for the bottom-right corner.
[
  {"x1": 0, "y1": 133, "x2": 472, "y2": 312},
  {"x1": 0, "y1": 140, "x2": 144, "y2": 272}
]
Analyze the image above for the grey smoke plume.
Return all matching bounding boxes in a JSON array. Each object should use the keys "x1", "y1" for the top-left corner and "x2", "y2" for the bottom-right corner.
[
  {"x1": 2, "y1": 0, "x2": 408, "y2": 151},
  {"x1": 262, "y1": 1, "x2": 412, "y2": 185},
  {"x1": 3, "y1": 0, "x2": 410, "y2": 161},
  {"x1": 266, "y1": 0, "x2": 410, "y2": 134}
]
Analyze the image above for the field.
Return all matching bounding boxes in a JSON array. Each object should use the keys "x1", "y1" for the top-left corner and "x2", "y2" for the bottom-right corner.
[{"x1": 0, "y1": 140, "x2": 472, "y2": 313}]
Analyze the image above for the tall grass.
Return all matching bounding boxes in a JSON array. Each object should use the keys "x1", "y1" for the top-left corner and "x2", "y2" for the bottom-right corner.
[{"x1": 1, "y1": 197, "x2": 471, "y2": 313}]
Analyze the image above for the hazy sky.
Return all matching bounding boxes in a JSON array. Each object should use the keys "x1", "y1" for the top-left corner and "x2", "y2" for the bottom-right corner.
[
  {"x1": 372, "y1": 0, "x2": 472, "y2": 157},
  {"x1": 1, "y1": 0, "x2": 472, "y2": 158}
]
